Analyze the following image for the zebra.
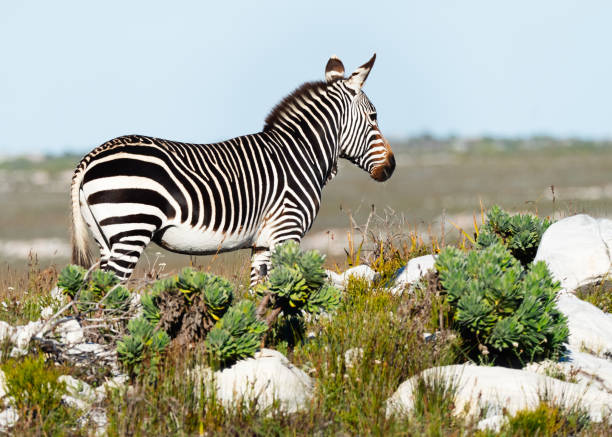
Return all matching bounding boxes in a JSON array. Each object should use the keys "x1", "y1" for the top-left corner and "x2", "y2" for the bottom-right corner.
[{"x1": 70, "y1": 54, "x2": 395, "y2": 284}]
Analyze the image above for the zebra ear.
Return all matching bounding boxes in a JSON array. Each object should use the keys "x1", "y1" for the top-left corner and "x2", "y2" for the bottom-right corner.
[
  {"x1": 325, "y1": 55, "x2": 345, "y2": 83},
  {"x1": 346, "y1": 53, "x2": 376, "y2": 92}
]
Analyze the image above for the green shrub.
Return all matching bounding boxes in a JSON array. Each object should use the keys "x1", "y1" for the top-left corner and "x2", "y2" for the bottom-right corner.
[
  {"x1": 142, "y1": 268, "x2": 234, "y2": 343},
  {"x1": 57, "y1": 265, "x2": 131, "y2": 312},
  {"x1": 500, "y1": 402, "x2": 590, "y2": 436},
  {"x1": 117, "y1": 317, "x2": 171, "y2": 377},
  {"x1": 205, "y1": 300, "x2": 267, "y2": 369},
  {"x1": 477, "y1": 206, "x2": 551, "y2": 265},
  {"x1": 124, "y1": 269, "x2": 264, "y2": 372},
  {"x1": 57, "y1": 264, "x2": 87, "y2": 297},
  {"x1": 1, "y1": 354, "x2": 78, "y2": 431},
  {"x1": 257, "y1": 241, "x2": 341, "y2": 345},
  {"x1": 262, "y1": 241, "x2": 341, "y2": 314},
  {"x1": 575, "y1": 280, "x2": 612, "y2": 313},
  {"x1": 435, "y1": 243, "x2": 568, "y2": 365}
]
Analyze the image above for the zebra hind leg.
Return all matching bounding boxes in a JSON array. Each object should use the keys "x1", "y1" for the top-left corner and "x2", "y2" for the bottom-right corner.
[
  {"x1": 106, "y1": 232, "x2": 153, "y2": 282},
  {"x1": 96, "y1": 240, "x2": 111, "y2": 271}
]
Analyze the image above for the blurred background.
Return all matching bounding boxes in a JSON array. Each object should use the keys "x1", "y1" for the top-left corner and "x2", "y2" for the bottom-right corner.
[{"x1": 1, "y1": 1, "x2": 611, "y2": 275}]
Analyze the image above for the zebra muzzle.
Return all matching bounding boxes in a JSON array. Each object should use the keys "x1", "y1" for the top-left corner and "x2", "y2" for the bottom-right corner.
[{"x1": 371, "y1": 151, "x2": 395, "y2": 182}]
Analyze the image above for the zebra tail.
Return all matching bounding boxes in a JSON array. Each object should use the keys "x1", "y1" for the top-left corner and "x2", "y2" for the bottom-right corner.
[{"x1": 70, "y1": 164, "x2": 94, "y2": 267}]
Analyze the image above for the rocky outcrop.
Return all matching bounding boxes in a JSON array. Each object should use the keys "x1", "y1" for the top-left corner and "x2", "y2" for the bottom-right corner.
[
  {"x1": 535, "y1": 215, "x2": 612, "y2": 292},
  {"x1": 387, "y1": 364, "x2": 612, "y2": 425}
]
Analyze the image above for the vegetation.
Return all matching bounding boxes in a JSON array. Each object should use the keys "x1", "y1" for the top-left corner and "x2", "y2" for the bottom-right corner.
[
  {"x1": 256, "y1": 241, "x2": 341, "y2": 339},
  {"x1": 576, "y1": 280, "x2": 612, "y2": 313},
  {"x1": 0, "y1": 235, "x2": 610, "y2": 435},
  {"x1": 57, "y1": 264, "x2": 131, "y2": 313},
  {"x1": 3, "y1": 146, "x2": 612, "y2": 434},
  {"x1": 499, "y1": 402, "x2": 590, "y2": 437},
  {"x1": 477, "y1": 205, "x2": 551, "y2": 265},
  {"x1": 435, "y1": 243, "x2": 568, "y2": 365},
  {"x1": 1, "y1": 354, "x2": 79, "y2": 434},
  {"x1": 205, "y1": 300, "x2": 267, "y2": 369}
]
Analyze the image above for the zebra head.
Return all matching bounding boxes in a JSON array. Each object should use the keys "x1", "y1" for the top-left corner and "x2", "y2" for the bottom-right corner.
[{"x1": 327, "y1": 54, "x2": 395, "y2": 182}]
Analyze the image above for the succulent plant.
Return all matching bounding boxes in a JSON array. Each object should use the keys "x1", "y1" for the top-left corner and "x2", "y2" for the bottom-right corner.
[
  {"x1": 435, "y1": 243, "x2": 568, "y2": 365},
  {"x1": 117, "y1": 316, "x2": 170, "y2": 376},
  {"x1": 57, "y1": 265, "x2": 131, "y2": 313},
  {"x1": 476, "y1": 205, "x2": 551, "y2": 265},
  {"x1": 262, "y1": 241, "x2": 341, "y2": 316},
  {"x1": 57, "y1": 265, "x2": 87, "y2": 297},
  {"x1": 205, "y1": 300, "x2": 267, "y2": 368}
]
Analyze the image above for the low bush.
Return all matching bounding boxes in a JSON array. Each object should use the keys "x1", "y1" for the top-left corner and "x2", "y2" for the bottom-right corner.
[
  {"x1": 575, "y1": 280, "x2": 612, "y2": 313},
  {"x1": 119, "y1": 268, "x2": 267, "y2": 374},
  {"x1": 57, "y1": 265, "x2": 131, "y2": 313},
  {"x1": 204, "y1": 300, "x2": 267, "y2": 369},
  {"x1": 1, "y1": 354, "x2": 78, "y2": 433},
  {"x1": 257, "y1": 241, "x2": 341, "y2": 344},
  {"x1": 116, "y1": 317, "x2": 171, "y2": 378},
  {"x1": 142, "y1": 268, "x2": 234, "y2": 345},
  {"x1": 477, "y1": 205, "x2": 551, "y2": 265},
  {"x1": 435, "y1": 243, "x2": 568, "y2": 365},
  {"x1": 500, "y1": 402, "x2": 590, "y2": 437}
]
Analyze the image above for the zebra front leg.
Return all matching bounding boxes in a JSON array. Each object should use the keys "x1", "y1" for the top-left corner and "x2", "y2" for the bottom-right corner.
[{"x1": 250, "y1": 247, "x2": 271, "y2": 287}]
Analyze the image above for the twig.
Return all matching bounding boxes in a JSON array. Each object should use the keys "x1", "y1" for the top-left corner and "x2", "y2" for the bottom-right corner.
[{"x1": 256, "y1": 293, "x2": 271, "y2": 319}]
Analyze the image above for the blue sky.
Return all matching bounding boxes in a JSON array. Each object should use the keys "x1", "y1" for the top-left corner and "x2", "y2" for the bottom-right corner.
[{"x1": 1, "y1": 1, "x2": 611, "y2": 154}]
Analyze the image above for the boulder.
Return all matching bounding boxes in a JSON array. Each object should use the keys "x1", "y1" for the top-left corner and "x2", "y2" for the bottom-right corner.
[
  {"x1": 525, "y1": 345, "x2": 612, "y2": 394},
  {"x1": 534, "y1": 215, "x2": 612, "y2": 292},
  {"x1": 0, "y1": 407, "x2": 18, "y2": 431},
  {"x1": 10, "y1": 321, "x2": 43, "y2": 356},
  {"x1": 59, "y1": 375, "x2": 100, "y2": 409},
  {"x1": 555, "y1": 292, "x2": 612, "y2": 358},
  {"x1": 387, "y1": 364, "x2": 612, "y2": 422},
  {"x1": 56, "y1": 319, "x2": 85, "y2": 345},
  {"x1": 0, "y1": 322, "x2": 14, "y2": 343},
  {"x1": 389, "y1": 255, "x2": 436, "y2": 295},
  {"x1": 326, "y1": 265, "x2": 377, "y2": 288},
  {"x1": 206, "y1": 349, "x2": 313, "y2": 413}
]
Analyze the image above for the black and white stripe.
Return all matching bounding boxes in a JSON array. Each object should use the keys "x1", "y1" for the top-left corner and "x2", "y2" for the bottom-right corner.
[{"x1": 70, "y1": 54, "x2": 395, "y2": 283}]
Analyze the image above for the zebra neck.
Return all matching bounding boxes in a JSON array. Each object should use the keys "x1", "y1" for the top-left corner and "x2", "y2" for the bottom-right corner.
[{"x1": 265, "y1": 124, "x2": 339, "y2": 186}]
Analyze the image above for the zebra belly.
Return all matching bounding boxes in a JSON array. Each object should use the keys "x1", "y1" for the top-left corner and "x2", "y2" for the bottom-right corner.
[{"x1": 155, "y1": 224, "x2": 254, "y2": 255}]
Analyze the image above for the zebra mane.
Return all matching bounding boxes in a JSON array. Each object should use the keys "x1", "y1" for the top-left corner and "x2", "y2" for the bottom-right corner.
[{"x1": 263, "y1": 81, "x2": 330, "y2": 131}]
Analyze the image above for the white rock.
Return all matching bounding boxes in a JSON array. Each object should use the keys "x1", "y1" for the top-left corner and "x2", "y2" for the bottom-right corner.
[
  {"x1": 10, "y1": 320, "x2": 43, "y2": 352},
  {"x1": 56, "y1": 319, "x2": 85, "y2": 344},
  {"x1": 59, "y1": 375, "x2": 98, "y2": 403},
  {"x1": 326, "y1": 265, "x2": 377, "y2": 288},
  {"x1": 526, "y1": 346, "x2": 612, "y2": 394},
  {"x1": 62, "y1": 394, "x2": 89, "y2": 411},
  {"x1": 389, "y1": 255, "x2": 436, "y2": 295},
  {"x1": 0, "y1": 407, "x2": 19, "y2": 431},
  {"x1": 423, "y1": 332, "x2": 436, "y2": 342},
  {"x1": 0, "y1": 322, "x2": 14, "y2": 343},
  {"x1": 387, "y1": 364, "x2": 612, "y2": 422},
  {"x1": 213, "y1": 348, "x2": 313, "y2": 413},
  {"x1": 65, "y1": 343, "x2": 121, "y2": 376},
  {"x1": 95, "y1": 374, "x2": 129, "y2": 398},
  {"x1": 0, "y1": 371, "x2": 7, "y2": 400},
  {"x1": 89, "y1": 408, "x2": 108, "y2": 434},
  {"x1": 40, "y1": 306, "x2": 54, "y2": 319},
  {"x1": 325, "y1": 270, "x2": 344, "y2": 287},
  {"x1": 534, "y1": 214, "x2": 612, "y2": 292},
  {"x1": 477, "y1": 414, "x2": 507, "y2": 432},
  {"x1": 77, "y1": 407, "x2": 108, "y2": 436},
  {"x1": 556, "y1": 292, "x2": 612, "y2": 357}
]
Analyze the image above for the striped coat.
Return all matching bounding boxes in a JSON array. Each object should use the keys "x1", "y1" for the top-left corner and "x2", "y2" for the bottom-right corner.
[{"x1": 70, "y1": 54, "x2": 395, "y2": 283}]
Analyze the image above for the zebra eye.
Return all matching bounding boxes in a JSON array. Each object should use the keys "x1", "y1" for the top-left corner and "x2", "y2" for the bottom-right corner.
[{"x1": 368, "y1": 113, "x2": 377, "y2": 123}]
